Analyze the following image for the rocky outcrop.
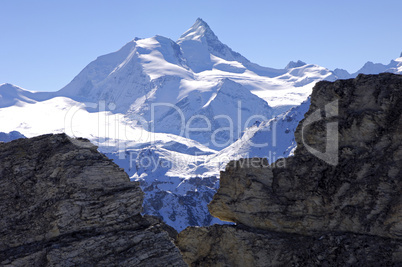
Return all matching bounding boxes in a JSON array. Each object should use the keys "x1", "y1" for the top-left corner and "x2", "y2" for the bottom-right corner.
[
  {"x1": 0, "y1": 134, "x2": 186, "y2": 266},
  {"x1": 177, "y1": 73, "x2": 402, "y2": 266},
  {"x1": 178, "y1": 224, "x2": 402, "y2": 266}
]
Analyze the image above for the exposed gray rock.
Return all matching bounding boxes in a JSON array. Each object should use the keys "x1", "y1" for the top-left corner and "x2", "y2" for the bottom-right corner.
[
  {"x1": 178, "y1": 224, "x2": 402, "y2": 267},
  {"x1": 0, "y1": 134, "x2": 186, "y2": 266},
  {"x1": 178, "y1": 73, "x2": 402, "y2": 266},
  {"x1": 209, "y1": 73, "x2": 402, "y2": 238},
  {"x1": 0, "y1": 131, "x2": 25, "y2": 142}
]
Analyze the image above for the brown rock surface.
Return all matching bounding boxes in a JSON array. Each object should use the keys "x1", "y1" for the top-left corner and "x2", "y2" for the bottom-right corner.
[
  {"x1": 178, "y1": 73, "x2": 402, "y2": 266},
  {"x1": 0, "y1": 134, "x2": 186, "y2": 266}
]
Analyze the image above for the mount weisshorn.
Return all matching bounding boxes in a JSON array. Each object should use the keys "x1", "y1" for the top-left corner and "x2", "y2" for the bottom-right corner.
[{"x1": 1, "y1": 18, "x2": 402, "y2": 231}]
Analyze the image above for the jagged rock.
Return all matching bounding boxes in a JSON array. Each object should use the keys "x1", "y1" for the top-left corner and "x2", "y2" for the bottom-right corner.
[
  {"x1": 209, "y1": 73, "x2": 402, "y2": 238},
  {"x1": 0, "y1": 134, "x2": 186, "y2": 266},
  {"x1": 178, "y1": 73, "x2": 402, "y2": 266},
  {"x1": 178, "y1": 225, "x2": 402, "y2": 266}
]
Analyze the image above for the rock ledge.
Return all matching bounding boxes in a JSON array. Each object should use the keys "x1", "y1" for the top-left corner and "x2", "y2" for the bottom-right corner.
[
  {"x1": 178, "y1": 73, "x2": 402, "y2": 266},
  {"x1": 0, "y1": 134, "x2": 186, "y2": 266}
]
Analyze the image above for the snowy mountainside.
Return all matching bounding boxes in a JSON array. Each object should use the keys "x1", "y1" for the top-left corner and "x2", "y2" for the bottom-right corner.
[
  {"x1": 52, "y1": 18, "x2": 333, "y2": 151},
  {"x1": 177, "y1": 18, "x2": 284, "y2": 77},
  {"x1": 1, "y1": 18, "x2": 402, "y2": 231},
  {"x1": 194, "y1": 98, "x2": 311, "y2": 178},
  {"x1": 57, "y1": 36, "x2": 191, "y2": 113},
  {"x1": 102, "y1": 98, "x2": 311, "y2": 231},
  {"x1": 151, "y1": 78, "x2": 273, "y2": 150},
  {"x1": 0, "y1": 83, "x2": 54, "y2": 108},
  {"x1": 0, "y1": 84, "x2": 307, "y2": 231},
  {"x1": 55, "y1": 18, "x2": 347, "y2": 121},
  {"x1": 106, "y1": 146, "x2": 223, "y2": 231},
  {"x1": 0, "y1": 83, "x2": 36, "y2": 108},
  {"x1": 220, "y1": 98, "x2": 310, "y2": 159},
  {"x1": 0, "y1": 94, "x2": 223, "y2": 231}
]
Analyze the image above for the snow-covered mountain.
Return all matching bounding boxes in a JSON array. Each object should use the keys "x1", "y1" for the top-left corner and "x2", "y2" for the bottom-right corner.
[
  {"x1": 353, "y1": 56, "x2": 402, "y2": 75},
  {"x1": 54, "y1": 18, "x2": 346, "y2": 115},
  {"x1": 0, "y1": 131, "x2": 25, "y2": 142},
  {"x1": 47, "y1": 18, "x2": 345, "y2": 151},
  {"x1": 207, "y1": 98, "x2": 311, "y2": 170},
  {"x1": 330, "y1": 53, "x2": 402, "y2": 78},
  {"x1": 0, "y1": 84, "x2": 36, "y2": 108},
  {"x1": 0, "y1": 83, "x2": 53, "y2": 108},
  {"x1": 177, "y1": 18, "x2": 284, "y2": 77},
  {"x1": 1, "y1": 18, "x2": 401, "y2": 231},
  {"x1": 151, "y1": 78, "x2": 273, "y2": 149}
]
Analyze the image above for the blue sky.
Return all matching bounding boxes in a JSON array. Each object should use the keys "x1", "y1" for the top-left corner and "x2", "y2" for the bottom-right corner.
[{"x1": 1, "y1": 0, "x2": 401, "y2": 92}]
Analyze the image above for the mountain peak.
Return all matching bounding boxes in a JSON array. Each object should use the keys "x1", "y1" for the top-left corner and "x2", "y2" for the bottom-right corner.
[
  {"x1": 177, "y1": 18, "x2": 250, "y2": 72},
  {"x1": 0, "y1": 83, "x2": 26, "y2": 92},
  {"x1": 178, "y1": 18, "x2": 215, "y2": 42},
  {"x1": 195, "y1": 17, "x2": 209, "y2": 27},
  {"x1": 0, "y1": 83, "x2": 16, "y2": 88},
  {"x1": 285, "y1": 60, "x2": 307, "y2": 69}
]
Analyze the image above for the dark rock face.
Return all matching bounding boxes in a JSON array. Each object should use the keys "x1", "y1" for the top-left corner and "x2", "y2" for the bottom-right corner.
[
  {"x1": 209, "y1": 73, "x2": 402, "y2": 238},
  {"x1": 177, "y1": 73, "x2": 402, "y2": 266},
  {"x1": 178, "y1": 225, "x2": 402, "y2": 266},
  {"x1": 0, "y1": 134, "x2": 186, "y2": 266}
]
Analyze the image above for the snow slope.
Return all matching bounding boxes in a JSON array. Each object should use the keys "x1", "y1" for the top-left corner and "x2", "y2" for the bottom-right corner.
[
  {"x1": 1, "y1": 18, "x2": 401, "y2": 231},
  {"x1": 54, "y1": 18, "x2": 344, "y2": 119},
  {"x1": 0, "y1": 83, "x2": 54, "y2": 108},
  {"x1": 151, "y1": 78, "x2": 273, "y2": 150},
  {"x1": 0, "y1": 94, "x2": 223, "y2": 231},
  {"x1": 49, "y1": 18, "x2": 346, "y2": 152},
  {"x1": 193, "y1": 98, "x2": 311, "y2": 178}
]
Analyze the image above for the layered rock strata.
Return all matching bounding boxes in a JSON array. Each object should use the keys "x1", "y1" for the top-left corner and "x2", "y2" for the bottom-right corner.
[
  {"x1": 177, "y1": 73, "x2": 402, "y2": 266},
  {"x1": 0, "y1": 134, "x2": 186, "y2": 266}
]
